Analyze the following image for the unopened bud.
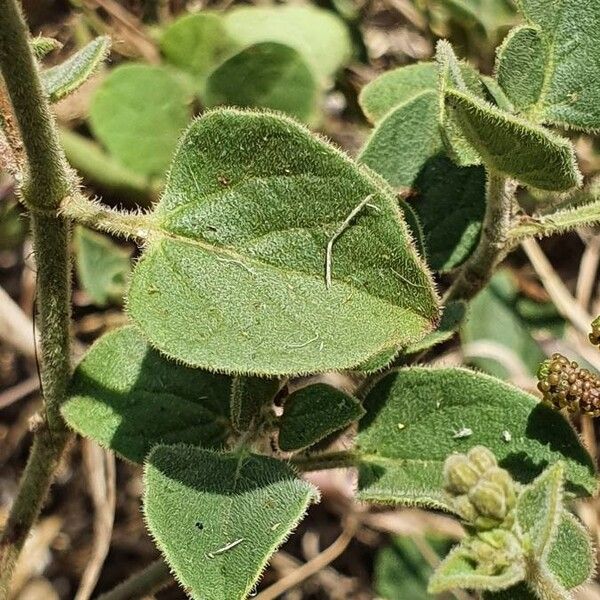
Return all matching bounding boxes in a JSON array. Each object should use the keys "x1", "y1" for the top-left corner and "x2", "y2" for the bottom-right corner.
[
  {"x1": 468, "y1": 479, "x2": 507, "y2": 522},
  {"x1": 485, "y1": 467, "x2": 516, "y2": 510},
  {"x1": 467, "y1": 446, "x2": 497, "y2": 474},
  {"x1": 444, "y1": 454, "x2": 480, "y2": 495},
  {"x1": 452, "y1": 494, "x2": 478, "y2": 523}
]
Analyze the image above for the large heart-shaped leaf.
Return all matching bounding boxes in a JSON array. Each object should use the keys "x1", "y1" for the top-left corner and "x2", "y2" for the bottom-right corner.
[
  {"x1": 144, "y1": 446, "x2": 319, "y2": 600},
  {"x1": 496, "y1": 0, "x2": 600, "y2": 131},
  {"x1": 89, "y1": 64, "x2": 192, "y2": 178},
  {"x1": 355, "y1": 367, "x2": 596, "y2": 508},
  {"x1": 62, "y1": 326, "x2": 232, "y2": 463},
  {"x1": 127, "y1": 109, "x2": 439, "y2": 376},
  {"x1": 204, "y1": 43, "x2": 317, "y2": 122}
]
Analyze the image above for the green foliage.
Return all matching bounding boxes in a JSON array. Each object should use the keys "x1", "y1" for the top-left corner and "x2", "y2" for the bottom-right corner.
[
  {"x1": 409, "y1": 156, "x2": 486, "y2": 272},
  {"x1": 144, "y1": 446, "x2": 319, "y2": 600},
  {"x1": 73, "y1": 226, "x2": 131, "y2": 307},
  {"x1": 89, "y1": 64, "x2": 191, "y2": 178},
  {"x1": 516, "y1": 463, "x2": 563, "y2": 558},
  {"x1": 374, "y1": 535, "x2": 454, "y2": 599},
  {"x1": 278, "y1": 383, "x2": 364, "y2": 451},
  {"x1": 41, "y1": 36, "x2": 110, "y2": 103},
  {"x1": 30, "y1": 36, "x2": 61, "y2": 59},
  {"x1": 62, "y1": 327, "x2": 232, "y2": 463},
  {"x1": 223, "y1": 5, "x2": 351, "y2": 82},
  {"x1": 461, "y1": 270, "x2": 546, "y2": 379},
  {"x1": 160, "y1": 12, "x2": 234, "y2": 86},
  {"x1": 127, "y1": 109, "x2": 439, "y2": 376},
  {"x1": 0, "y1": 197, "x2": 26, "y2": 250},
  {"x1": 355, "y1": 368, "x2": 596, "y2": 508},
  {"x1": 496, "y1": 0, "x2": 600, "y2": 131},
  {"x1": 444, "y1": 86, "x2": 581, "y2": 191},
  {"x1": 230, "y1": 376, "x2": 280, "y2": 434},
  {"x1": 205, "y1": 43, "x2": 317, "y2": 123}
]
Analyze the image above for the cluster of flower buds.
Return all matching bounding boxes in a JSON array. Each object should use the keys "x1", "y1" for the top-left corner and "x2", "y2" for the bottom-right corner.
[
  {"x1": 537, "y1": 353, "x2": 600, "y2": 416},
  {"x1": 590, "y1": 316, "x2": 600, "y2": 349},
  {"x1": 466, "y1": 528, "x2": 523, "y2": 576},
  {"x1": 443, "y1": 446, "x2": 517, "y2": 531}
]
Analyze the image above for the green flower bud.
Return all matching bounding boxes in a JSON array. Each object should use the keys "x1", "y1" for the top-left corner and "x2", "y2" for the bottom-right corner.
[
  {"x1": 467, "y1": 446, "x2": 497, "y2": 474},
  {"x1": 444, "y1": 454, "x2": 480, "y2": 495},
  {"x1": 468, "y1": 479, "x2": 507, "y2": 522},
  {"x1": 484, "y1": 467, "x2": 517, "y2": 511},
  {"x1": 452, "y1": 494, "x2": 478, "y2": 523}
]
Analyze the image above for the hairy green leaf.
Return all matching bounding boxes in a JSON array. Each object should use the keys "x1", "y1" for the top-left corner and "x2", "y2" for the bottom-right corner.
[
  {"x1": 89, "y1": 64, "x2": 191, "y2": 178},
  {"x1": 74, "y1": 226, "x2": 131, "y2": 307},
  {"x1": 359, "y1": 62, "x2": 438, "y2": 124},
  {"x1": 31, "y1": 36, "x2": 62, "y2": 59},
  {"x1": 279, "y1": 383, "x2": 364, "y2": 451},
  {"x1": 144, "y1": 446, "x2": 319, "y2": 600},
  {"x1": 160, "y1": 12, "x2": 235, "y2": 85},
  {"x1": 355, "y1": 368, "x2": 596, "y2": 508},
  {"x1": 224, "y1": 5, "x2": 351, "y2": 82},
  {"x1": 205, "y1": 43, "x2": 317, "y2": 122},
  {"x1": 445, "y1": 88, "x2": 581, "y2": 190},
  {"x1": 546, "y1": 511, "x2": 596, "y2": 589},
  {"x1": 497, "y1": 0, "x2": 600, "y2": 130},
  {"x1": 516, "y1": 463, "x2": 564, "y2": 559},
  {"x1": 359, "y1": 91, "x2": 443, "y2": 189},
  {"x1": 375, "y1": 535, "x2": 454, "y2": 600},
  {"x1": 230, "y1": 376, "x2": 280, "y2": 433},
  {"x1": 127, "y1": 109, "x2": 439, "y2": 376},
  {"x1": 410, "y1": 156, "x2": 486, "y2": 271},
  {"x1": 62, "y1": 326, "x2": 232, "y2": 463},
  {"x1": 428, "y1": 540, "x2": 525, "y2": 594},
  {"x1": 41, "y1": 36, "x2": 110, "y2": 103}
]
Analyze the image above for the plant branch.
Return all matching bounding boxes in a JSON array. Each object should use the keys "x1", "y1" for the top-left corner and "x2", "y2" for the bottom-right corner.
[
  {"x1": 94, "y1": 559, "x2": 173, "y2": 600},
  {"x1": 0, "y1": 0, "x2": 75, "y2": 592},
  {"x1": 60, "y1": 193, "x2": 151, "y2": 241},
  {"x1": 509, "y1": 200, "x2": 600, "y2": 244},
  {"x1": 291, "y1": 451, "x2": 358, "y2": 472},
  {"x1": 445, "y1": 173, "x2": 518, "y2": 303}
]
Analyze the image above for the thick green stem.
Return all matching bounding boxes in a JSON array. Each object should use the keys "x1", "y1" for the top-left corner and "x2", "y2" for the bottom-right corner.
[
  {"x1": 291, "y1": 451, "x2": 357, "y2": 472},
  {"x1": 95, "y1": 559, "x2": 173, "y2": 600},
  {"x1": 0, "y1": 0, "x2": 75, "y2": 593},
  {"x1": 445, "y1": 173, "x2": 517, "y2": 303}
]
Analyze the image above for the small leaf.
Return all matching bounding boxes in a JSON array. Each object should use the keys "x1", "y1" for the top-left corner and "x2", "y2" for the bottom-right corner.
[
  {"x1": 355, "y1": 367, "x2": 596, "y2": 508},
  {"x1": 205, "y1": 43, "x2": 317, "y2": 123},
  {"x1": 160, "y1": 12, "x2": 235, "y2": 86},
  {"x1": 41, "y1": 36, "x2": 110, "y2": 103},
  {"x1": 445, "y1": 88, "x2": 581, "y2": 190},
  {"x1": 546, "y1": 511, "x2": 596, "y2": 589},
  {"x1": 409, "y1": 155, "x2": 486, "y2": 272},
  {"x1": 31, "y1": 36, "x2": 62, "y2": 59},
  {"x1": 224, "y1": 5, "x2": 351, "y2": 82},
  {"x1": 375, "y1": 535, "x2": 454, "y2": 600},
  {"x1": 74, "y1": 226, "x2": 131, "y2": 307},
  {"x1": 427, "y1": 540, "x2": 526, "y2": 594},
  {"x1": 497, "y1": 0, "x2": 600, "y2": 131},
  {"x1": 230, "y1": 376, "x2": 280, "y2": 433},
  {"x1": 144, "y1": 445, "x2": 319, "y2": 600},
  {"x1": 62, "y1": 326, "x2": 232, "y2": 463},
  {"x1": 89, "y1": 64, "x2": 191, "y2": 178},
  {"x1": 127, "y1": 109, "x2": 439, "y2": 376},
  {"x1": 279, "y1": 383, "x2": 365, "y2": 451},
  {"x1": 359, "y1": 62, "x2": 438, "y2": 124},
  {"x1": 359, "y1": 91, "x2": 443, "y2": 189},
  {"x1": 516, "y1": 463, "x2": 564, "y2": 559}
]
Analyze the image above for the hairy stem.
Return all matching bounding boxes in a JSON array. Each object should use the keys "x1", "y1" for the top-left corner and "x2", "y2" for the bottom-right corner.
[
  {"x1": 291, "y1": 451, "x2": 357, "y2": 472},
  {"x1": 509, "y1": 199, "x2": 600, "y2": 244},
  {"x1": 0, "y1": 0, "x2": 75, "y2": 592},
  {"x1": 445, "y1": 173, "x2": 517, "y2": 303},
  {"x1": 95, "y1": 559, "x2": 173, "y2": 600},
  {"x1": 60, "y1": 193, "x2": 150, "y2": 241}
]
